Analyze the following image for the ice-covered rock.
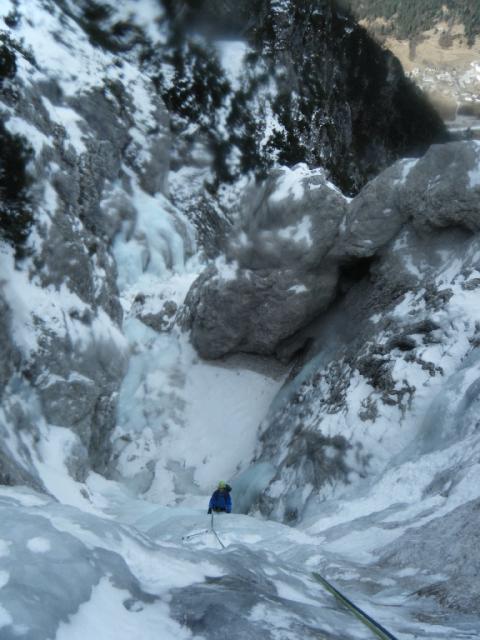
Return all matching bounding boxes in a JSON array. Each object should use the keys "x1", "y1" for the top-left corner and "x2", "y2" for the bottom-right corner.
[
  {"x1": 135, "y1": 296, "x2": 179, "y2": 333},
  {"x1": 0, "y1": 486, "x2": 407, "y2": 640},
  {"x1": 0, "y1": 0, "x2": 182, "y2": 486},
  {"x1": 379, "y1": 499, "x2": 480, "y2": 614},
  {"x1": 254, "y1": 227, "x2": 479, "y2": 520},
  {"x1": 0, "y1": 488, "x2": 217, "y2": 640}
]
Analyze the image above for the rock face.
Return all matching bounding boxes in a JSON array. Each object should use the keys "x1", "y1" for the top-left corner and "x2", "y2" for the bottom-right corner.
[
  {"x1": 0, "y1": 0, "x2": 175, "y2": 488},
  {"x1": 186, "y1": 141, "x2": 480, "y2": 360},
  {"x1": 247, "y1": 141, "x2": 480, "y2": 523},
  {"x1": 252, "y1": 236, "x2": 439, "y2": 521},
  {"x1": 380, "y1": 499, "x2": 480, "y2": 614},
  {"x1": 0, "y1": 300, "x2": 42, "y2": 488}
]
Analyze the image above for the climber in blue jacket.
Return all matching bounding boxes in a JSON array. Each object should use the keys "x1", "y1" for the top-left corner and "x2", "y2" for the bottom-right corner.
[{"x1": 208, "y1": 481, "x2": 232, "y2": 514}]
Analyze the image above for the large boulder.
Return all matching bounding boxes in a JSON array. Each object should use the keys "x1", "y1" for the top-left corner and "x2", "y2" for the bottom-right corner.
[
  {"x1": 186, "y1": 141, "x2": 480, "y2": 362},
  {"x1": 332, "y1": 158, "x2": 415, "y2": 259},
  {"x1": 187, "y1": 263, "x2": 339, "y2": 359},
  {"x1": 336, "y1": 141, "x2": 480, "y2": 258},
  {"x1": 185, "y1": 165, "x2": 346, "y2": 358},
  {"x1": 228, "y1": 164, "x2": 347, "y2": 270}
]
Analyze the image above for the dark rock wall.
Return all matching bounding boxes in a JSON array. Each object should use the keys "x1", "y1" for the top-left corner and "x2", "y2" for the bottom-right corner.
[{"x1": 156, "y1": 0, "x2": 447, "y2": 198}]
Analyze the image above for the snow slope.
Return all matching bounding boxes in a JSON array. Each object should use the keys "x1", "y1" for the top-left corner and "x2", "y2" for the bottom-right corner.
[{"x1": 4, "y1": 480, "x2": 477, "y2": 640}]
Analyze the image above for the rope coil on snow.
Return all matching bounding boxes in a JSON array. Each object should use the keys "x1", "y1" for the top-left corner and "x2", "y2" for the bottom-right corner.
[{"x1": 312, "y1": 572, "x2": 399, "y2": 640}]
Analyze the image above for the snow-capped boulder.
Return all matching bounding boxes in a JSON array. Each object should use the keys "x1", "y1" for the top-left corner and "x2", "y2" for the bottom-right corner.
[
  {"x1": 185, "y1": 166, "x2": 346, "y2": 358},
  {"x1": 186, "y1": 141, "x2": 480, "y2": 363},
  {"x1": 337, "y1": 141, "x2": 480, "y2": 259},
  {"x1": 228, "y1": 164, "x2": 347, "y2": 270}
]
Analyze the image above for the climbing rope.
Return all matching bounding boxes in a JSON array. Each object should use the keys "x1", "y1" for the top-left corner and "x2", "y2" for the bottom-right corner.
[
  {"x1": 312, "y1": 572, "x2": 399, "y2": 640},
  {"x1": 182, "y1": 513, "x2": 225, "y2": 549},
  {"x1": 210, "y1": 512, "x2": 226, "y2": 549}
]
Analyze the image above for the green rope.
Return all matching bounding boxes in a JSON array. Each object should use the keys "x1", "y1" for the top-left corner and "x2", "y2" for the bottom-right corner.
[{"x1": 312, "y1": 572, "x2": 399, "y2": 640}]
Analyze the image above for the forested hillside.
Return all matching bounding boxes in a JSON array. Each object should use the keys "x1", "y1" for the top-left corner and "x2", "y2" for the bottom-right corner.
[{"x1": 343, "y1": 0, "x2": 480, "y2": 44}]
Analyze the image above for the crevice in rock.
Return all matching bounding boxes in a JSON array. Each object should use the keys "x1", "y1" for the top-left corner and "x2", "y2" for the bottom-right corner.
[{"x1": 337, "y1": 255, "x2": 375, "y2": 294}]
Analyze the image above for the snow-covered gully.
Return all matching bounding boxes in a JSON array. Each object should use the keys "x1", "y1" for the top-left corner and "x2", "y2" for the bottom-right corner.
[{"x1": 1, "y1": 1, "x2": 480, "y2": 639}]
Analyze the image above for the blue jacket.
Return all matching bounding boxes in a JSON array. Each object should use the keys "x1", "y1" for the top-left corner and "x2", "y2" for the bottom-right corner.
[{"x1": 208, "y1": 489, "x2": 232, "y2": 513}]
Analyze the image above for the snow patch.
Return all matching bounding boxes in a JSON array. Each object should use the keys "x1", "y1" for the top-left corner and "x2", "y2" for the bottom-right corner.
[
  {"x1": 278, "y1": 216, "x2": 313, "y2": 247},
  {"x1": 215, "y1": 256, "x2": 239, "y2": 282},
  {"x1": 55, "y1": 577, "x2": 192, "y2": 640},
  {"x1": 396, "y1": 158, "x2": 418, "y2": 185},
  {"x1": 26, "y1": 537, "x2": 51, "y2": 553},
  {"x1": 288, "y1": 284, "x2": 308, "y2": 294},
  {"x1": 215, "y1": 40, "x2": 250, "y2": 91},
  {"x1": 5, "y1": 116, "x2": 51, "y2": 156},
  {"x1": 41, "y1": 97, "x2": 87, "y2": 154},
  {"x1": 270, "y1": 164, "x2": 310, "y2": 202}
]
